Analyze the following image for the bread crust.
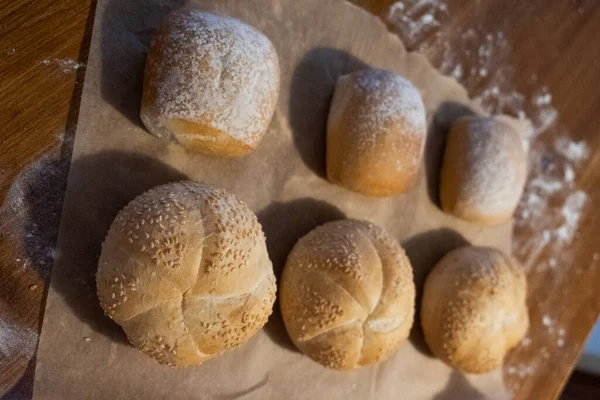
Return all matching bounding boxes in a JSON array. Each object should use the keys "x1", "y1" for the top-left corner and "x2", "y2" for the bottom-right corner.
[
  {"x1": 440, "y1": 116, "x2": 527, "y2": 225},
  {"x1": 280, "y1": 220, "x2": 415, "y2": 370},
  {"x1": 96, "y1": 181, "x2": 276, "y2": 366},
  {"x1": 140, "y1": 10, "x2": 280, "y2": 157},
  {"x1": 326, "y1": 69, "x2": 426, "y2": 197},
  {"x1": 421, "y1": 246, "x2": 529, "y2": 374}
]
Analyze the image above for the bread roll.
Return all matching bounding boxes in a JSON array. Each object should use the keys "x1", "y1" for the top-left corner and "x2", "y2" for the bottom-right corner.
[
  {"x1": 440, "y1": 116, "x2": 527, "y2": 225},
  {"x1": 140, "y1": 10, "x2": 280, "y2": 157},
  {"x1": 421, "y1": 246, "x2": 529, "y2": 374},
  {"x1": 96, "y1": 181, "x2": 276, "y2": 366},
  {"x1": 326, "y1": 69, "x2": 427, "y2": 197},
  {"x1": 280, "y1": 220, "x2": 415, "y2": 370}
]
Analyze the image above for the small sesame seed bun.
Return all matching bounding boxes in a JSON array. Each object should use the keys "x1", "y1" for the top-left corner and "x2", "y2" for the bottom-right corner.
[
  {"x1": 280, "y1": 220, "x2": 415, "y2": 370},
  {"x1": 421, "y1": 246, "x2": 529, "y2": 374}
]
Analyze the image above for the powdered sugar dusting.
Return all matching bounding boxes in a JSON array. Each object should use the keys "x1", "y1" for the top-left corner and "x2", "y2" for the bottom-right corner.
[
  {"x1": 330, "y1": 69, "x2": 426, "y2": 174},
  {"x1": 149, "y1": 10, "x2": 279, "y2": 145},
  {"x1": 352, "y1": 69, "x2": 426, "y2": 138},
  {"x1": 448, "y1": 118, "x2": 526, "y2": 216}
]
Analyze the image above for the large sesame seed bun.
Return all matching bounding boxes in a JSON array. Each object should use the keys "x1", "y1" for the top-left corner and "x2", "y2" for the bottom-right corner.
[{"x1": 96, "y1": 181, "x2": 276, "y2": 366}]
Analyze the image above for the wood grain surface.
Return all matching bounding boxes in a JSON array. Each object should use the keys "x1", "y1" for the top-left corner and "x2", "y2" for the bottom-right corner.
[{"x1": 0, "y1": 0, "x2": 599, "y2": 399}]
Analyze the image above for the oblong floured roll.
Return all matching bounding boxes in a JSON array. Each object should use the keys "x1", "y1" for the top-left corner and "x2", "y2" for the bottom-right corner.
[
  {"x1": 280, "y1": 220, "x2": 415, "y2": 370},
  {"x1": 96, "y1": 181, "x2": 276, "y2": 366},
  {"x1": 141, "y1": 10, "x2": 280, "y2": 157},
  {"x1": 327, "y1": 69, "x2": 427, "y2": 197},
  {"x1": 440, "y1": 116, "x2": 527, "y2": 225},
  {"x1": 421, "y1": 246, "x2": 529, "y2": 374}
]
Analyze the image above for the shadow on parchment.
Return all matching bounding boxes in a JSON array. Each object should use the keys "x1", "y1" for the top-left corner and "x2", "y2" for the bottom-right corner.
[
  {"x1": 431, "y1": 371, "x2": 487, "y2": 400},
  {"x1": 426, "y1": 102, "x2": 476, "y2": 206},
  {"x1": 49, "y1": 151, "x2": 188, "y2": 345},
  {"x1": 402, "y1": 228, "x2": 469, "y2": 357},
  {"x1": 257, "y1": 199, "x2": 345, "y2": 352},
  {"x1": 289, "y1": 48, "x2": 369, "y2": 178},
  {"x1": 100, "y1": 0, "x2": 185, "y2": 129}
]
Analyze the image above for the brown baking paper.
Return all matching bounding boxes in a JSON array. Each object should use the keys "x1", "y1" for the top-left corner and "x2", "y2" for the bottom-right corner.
[{"x1": 33, "y1": 0, "x2": 522, "y2": 398}]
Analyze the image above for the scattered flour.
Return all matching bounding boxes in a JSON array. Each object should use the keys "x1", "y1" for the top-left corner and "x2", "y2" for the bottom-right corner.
[
  {"x1": 506, "y1": 363, "x2": 535, "y2": 378},
  {"x1": 542, "y1": 315, "x2": 552, "y2": 327},
  {"x1": 41, "y1": 58, "x2": 86, "y2": 73},
  {"x1": 0, "y1": 318, "x2": 37, "y2": 363},
  {"x1": 388, "y1": 0, "x2": 448, "y2": 49},
  {"x1": 0, "y1": 131, "x2": 72, "y2": 277},
  {"x1": 386, "y1": 0, "x2": 589, "y2": 274},
  {"x1": 0, "y1": 130, "x2": 73, "y2": 390},
  {"x1": 350, "y1": 69, "x2": 426, "y2": 136},
  {"x1": 554, "y1": 137, "x2": 590, "y2": 163}
]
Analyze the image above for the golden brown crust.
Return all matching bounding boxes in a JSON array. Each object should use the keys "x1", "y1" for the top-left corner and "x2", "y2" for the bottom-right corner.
[
  {"x1": 326, "y1": 69, "x2": 426, "y2": 197},
  {"x1": 440, "y1": 116, "x2": 527, "y2": 225},
  {"x1": 96, "y1": 181, "x2": 276, "y2": 366},
  {"x1": 280, "y1": 220, "x2": 415, "y2": 370},
  {"x1": 420, "y1": 246, "x2": 529, "y2": 374},
  {"x1": 140, "y1": 10, "x2": 280, "y2": 157}
]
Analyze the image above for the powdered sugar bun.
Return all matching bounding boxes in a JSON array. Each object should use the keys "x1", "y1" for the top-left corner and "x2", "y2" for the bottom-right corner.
[
  {"x1": 141, "y1": 10, "x2": 280, "y2": 157},
  {"x1": 326, "y1": 69, "x2": 427, "y2": 197},
  {"x1": 440, "y1": 115, "x2": 527, "y2": 225}
]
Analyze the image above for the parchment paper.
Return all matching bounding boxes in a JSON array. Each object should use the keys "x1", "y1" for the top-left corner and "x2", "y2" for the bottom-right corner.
[{"x1": 33, "y1": 0, "x2": 521, "y2": 398}]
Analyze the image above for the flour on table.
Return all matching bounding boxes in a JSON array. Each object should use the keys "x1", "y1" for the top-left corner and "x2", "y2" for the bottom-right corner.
[
  {"x1": 506, "y1": 364, "x2": 535, "y2": 378},
  {"x1": 41, "y1": 58, "x2": 86, "y2": 73},
  {"x1": 386, "y1": 0, "x2": 589, "y2": 273},
  {"x1": 1, "y1": 130, "x2": 72, "y2": 276},
  {"x1": 0, "y1": 318, "x2": 37, "y2": 371},
  {"x1": 0, "y1": 130, "x2": 72, "y2": 394},
  {"x1": 388, "y1": 0, "x2": 448, "y2": 49}
]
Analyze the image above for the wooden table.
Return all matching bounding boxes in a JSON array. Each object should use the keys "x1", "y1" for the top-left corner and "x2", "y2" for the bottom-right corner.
[{"x1": 1, "y1": 0, "x2": 599, "y2": 398}]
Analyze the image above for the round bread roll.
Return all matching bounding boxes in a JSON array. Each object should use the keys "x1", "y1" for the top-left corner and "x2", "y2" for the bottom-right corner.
[
  {"x1": 140, "y1": 10, "x2": 280, "y2": 157},
  {"x1": 326, "y1": 69, "x2": 427, "y2": 197},
  {"x1": 280, "y1": 220, "x2": 415, "y2": 370},
  {"x1": 96, "y1": 181, "x2": 276, "y2": 366},
  {"x1": 440, "y1": 116, "x2": 527, "y2": 225},
  {"x1": 421, "y1": 246, "x2": 529, "y2": 374}
]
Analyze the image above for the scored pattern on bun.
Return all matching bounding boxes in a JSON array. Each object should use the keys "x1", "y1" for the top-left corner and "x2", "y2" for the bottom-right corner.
[
  {"x1": 421, "y1": 246, "x2": 529, "y2": 374},
  {"x1": 97, "y1": 181, "x2": 276, "y2": 366},
  {"x1": 280, "y1": 220, "x2": 415, "y2": 370},
  {"x1": 141, "y1": 10, "x2": 280, "y2": 156}
]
